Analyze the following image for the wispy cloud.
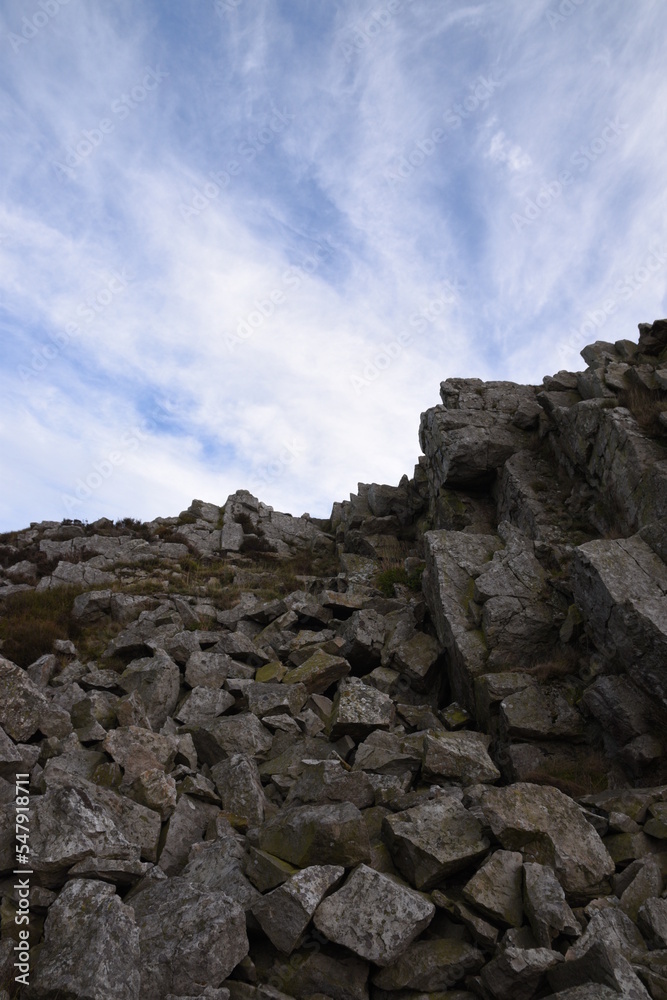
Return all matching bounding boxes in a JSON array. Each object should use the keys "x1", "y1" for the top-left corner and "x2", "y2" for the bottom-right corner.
[{"x1": 1, "y1": 0, "x2": 666, "y2": 529}]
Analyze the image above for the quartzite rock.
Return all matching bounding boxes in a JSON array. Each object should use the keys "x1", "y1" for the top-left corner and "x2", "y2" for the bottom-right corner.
[
  {"x1": 313, "y1": 863, "x2": 435, "y2": 965},
  {"x1": 382, "y1": 796, "x2": 490, "y2": 890}
]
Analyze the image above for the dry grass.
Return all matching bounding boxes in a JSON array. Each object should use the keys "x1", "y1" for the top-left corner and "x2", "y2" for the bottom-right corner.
[
  {"x1": 524, "y1": 646, "x2": 580, "y2": 683},
  {"x1": 619, "y1": 382, "x2": 667, "y2": 437},
  {"x1": 0, "y1": 586, "x2": 84, "y2": 667}
]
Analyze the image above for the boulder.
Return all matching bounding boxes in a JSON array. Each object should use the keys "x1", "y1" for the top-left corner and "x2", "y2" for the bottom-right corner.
[
  {"x1": 480, "y1": 783, "x2": 615, "y2": 901},
  {"x1": 251, "y1": 864, "x2": 344, "y2": 953},
  {"x1": 382, "y1": 796, "x2": 490, "y2": 890},
  {"x1": 29, "y1": 878, "x2": 140, "y2": 999},
  {"x1": 313, "y1": 863, "x2": 434, "y2": 965},
  {"x1": 259, "y1": 802, "x2": 371, "y2": 868},
  {"x1": 463, "y1": 849, "x2": 524, "y2": 927}
]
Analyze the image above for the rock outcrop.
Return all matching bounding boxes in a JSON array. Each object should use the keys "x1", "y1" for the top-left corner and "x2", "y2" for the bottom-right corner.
[{"x1": 1, "y1": 319, "x2": 667, "y2": 998}]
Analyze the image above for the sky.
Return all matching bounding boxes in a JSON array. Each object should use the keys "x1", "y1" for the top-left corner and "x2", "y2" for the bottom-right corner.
[{"x1": 1, "y1": 0, "x2": 667, "y2": 531}]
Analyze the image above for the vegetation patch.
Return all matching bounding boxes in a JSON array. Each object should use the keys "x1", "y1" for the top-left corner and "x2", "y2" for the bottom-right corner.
[{"x1": 0, "y1": 586, "x2": 84, "y2": 668}]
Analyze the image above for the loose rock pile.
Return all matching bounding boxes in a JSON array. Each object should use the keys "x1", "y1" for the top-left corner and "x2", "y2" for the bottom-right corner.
[{"x1": 1, "y1": 320, "x2": 667, "y2": 999}]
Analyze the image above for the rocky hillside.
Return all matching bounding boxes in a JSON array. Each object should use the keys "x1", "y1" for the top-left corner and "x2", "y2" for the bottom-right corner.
[{"x1": 0, "y1": 320, "x2": 666, "y2": 999}]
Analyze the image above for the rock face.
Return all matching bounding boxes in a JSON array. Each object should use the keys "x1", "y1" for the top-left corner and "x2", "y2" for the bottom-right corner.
[{"x1": 2, "y1": 319, "x2": 667, "y2": 999}]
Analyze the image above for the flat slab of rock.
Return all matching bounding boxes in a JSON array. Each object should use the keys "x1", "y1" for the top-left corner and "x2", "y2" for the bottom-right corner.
[
  {"x1": 284, "y1": 758, "x2": 375, "y2": 809},
  {"x1": 422, "y1": 729, "x2": 500, "y2": 785},
  {"x1": 30, "y1": 878, "x2": 141, "y2": 999},
  {"x1": 282, "y1": 649, "x2": 350, "y2": 694},
  {"x1": 259, "y1": 802, "x2": 371, "y2": 867},
  {"x1": 480, "y1": 783, "x2": 615, "y2": 902},
  {"x1": 130, "y1": 875, "x2": 249, "y2": 1000},
  {"x1": 251, "y1": 864, "x2": 344, "y2": 953},
  {"x1": 313, "y1": 863, "x2": 435, "y2": 965},
  {"x1": 382, "y1": 796, "x2": 490, "y2": 890},
  {"x1": 463, "y1": 849, "x2": 524, "y2": 927},
  {"x1": 329, "y1": 677, "x2": 396, "y2": 740},
  {"x1": 188, "y1": 713, "x2": 273, "y2": 765},
  {"x1": 500, "y1": 685, "x2": 587, "y2": 741}
]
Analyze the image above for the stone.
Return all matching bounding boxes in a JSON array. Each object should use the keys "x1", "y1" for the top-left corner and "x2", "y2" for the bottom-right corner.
[
  {"x1": 259, "y1": 802, "x2": 371, "y2": 868},
  {"x1": 158, "y1": 793, "x2": 219, "y2": 875},
  {"x1": 481, "y1": 946, "x2": 564, "y2": 1000},
  {"x1": 639, "y1": 897, "x2": 667, "y2": 949},
  {"x1": 618, "y1": 855, "x2": 663, "y2": 922},
  {"x1": 284, "y1": 758, "x2": 375, "y2": 809},
  {"x1": 463, "y1": 849, "x2": 524, "y2": 928},
  {"x1": 523, "y1": 862, "x2": 582, "y2": 947},
  {"x1": 0, "y1": 655, "x2": 52, "y2": 741},
  {"x1": 282, "y1": 650, "x2": 350, "y2": 695},
  {"x1": 270, "y1": 943, "x2": 370, "y2": 1000},
  {"x1": 103, "y1": 726, "x2": 178, "y2": 780},
  {"x1": 391, "y1": 630, "x2": 441, "y2": 689},
  {"x1": 244, "y1": 847, "x2": 299, "y2": 892},
  {"x1": 313, "y1": 863, "x2": 434, "y2": 965},
  {"x1": 211, "y1": 754, "x2": 268, "y2": 826},
  {"x1": 372, "y1": 937, "x2": 484, "y2": 990},
  {"x1": 422, "y1": 729, "x2": 500, "y2": 785},
  {"x1": 251, "y1": 864, "x2": 344, "y2": 953},
  {"x1": 118, "y1": 651, "x2": 181, "y2": 730},
  {"x1": 188, "y1": 713, "x2": 273, "y2": 766},
  {"x1": 500, "y1": 685, "x2": 587, "y2": 742},
  {"x1": 382, "y1": 797, "x2": 490, "y2": 890},
  {"x1": 128, "y1": 768, "x2": 177, "y2": 819},
  {"x1": 329, "y1": 677, "x2": 396, "y2": 740},
  {"x1": 29, "y1": 878, "x2": 140, "y2": 999},
  {"x1": 548, "y1": 940, "x2": 651, "y2": 999},
  {"x1": 480, "y1": 783, "x2": 615, "y2": 902},
  {"x1": 185, "y1": 650, "x2": 240, "y2": 687},
  {"x1": 174, "y1": 686, "x2": 235, "y2": 724},
  {"x1": 352, "y1": 729, "x2": 422, "y2": 777},
  {"x1": 130, "y1": 875, "x2": 249, "y2": 1000},
  {"x1": 246, "y1": 681, "x2": 308, "y2": 718}
]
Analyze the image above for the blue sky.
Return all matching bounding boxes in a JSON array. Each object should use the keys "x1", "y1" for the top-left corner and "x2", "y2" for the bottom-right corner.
[{"x1": 1, "y1": 0, "x2": 666, "y2": 531}]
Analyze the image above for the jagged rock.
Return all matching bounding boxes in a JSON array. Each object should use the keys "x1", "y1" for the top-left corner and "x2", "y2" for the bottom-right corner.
[
  {"x1": 259, "y1": 802, "x2": 371, "y2": 867},
  {"x1": 480, "y1": 946, "x2": 564, "y2": 1000},
  {"x1": 618, "y1": 856, "x2": 663, "y2": 922},
  {"x1": 382, "y1": 796, "x2": 490, "y2": 890},
  {"x1": 499, "y1": 685, "x2": 587, "y2": 742},
  {"x1": 338, "y1": 609, "x2": 387, "y2": 669},
  {"x1": 251, "y1": 864, "x2": 344, "y2": 953},
  {"x1": 158, "y1": 793, "x2": 219, "y2": 875},
  {"x1": 463, "y1": 849, "x2": 524, "y2": 927},
  {"x1": 639, "y1": 897, "x2": 667, "y2": 948},
  {"x1": 127, "y1": 768, "x2": 177, "y2": 819},
  {"x1": 573, "y1": 534, "x2": 667, "y2": 709},
  {"x1": 0, "y1": 655, "x2": 62, "y2": 740},
  {"x1": 542, "y1": 990, "x2": 620, "y2": 1000},
  {"x1": 422, "y1": 530, "x2": 503, "y2": 711},
  {"x1": 31, "y1": 785, "x2": 137, "y2": 885},
  {"x1": 174, "y1": 685, "x2": 235, "y2": 724},
  {"x1": 118, "y1": 651, "x2": 181, "y2": 730},
  {"x1": 480, "y1": 783, "x2": 615, "y2": 901},
  {"x1": 185, "y1": 650, "x2": 242, "y2": 687},
  {"x1": 329, "y1": 677, "x2": 396, "y2": 739},
  {"x1": 371, "y1": 937, "x2": 484, "y2": 990},
  {"x1": 269, "y1": 942, "x2": 370, "y2": 1000},
  {"x1": 523, "y1": 862, "x2": 582, "y2": 947},
  {"x1": 130, "y1": 875, "x2": 249, "y2": 1000},
  {"x1": 103, "y1": 726, "x2": 178, "y2": 779},
  {"x1": 391, "y1": 629, "x2": 441, "y2": 689},
  {"x1": 187, "y1": 713, "x2": 273, "y2": 766},
  {"x1": 284, "y1": 758, "x2": 375, "y2": 809},
  {"x1": 422, "y1": 729, "x2": 501, "y2": 785},
  {"x1": 29, "y1": 878, "x2": 141, "y2": 999},
  {"x1": 282, "y1": 649, "x2": 351, "y2": 694},
  {"x1": 244, "y1": 847, "x2": 298, "y2": 892},
  {"x1": 181, "y1": 839, "x2": 260, "y2": 913},
  {"x1": 549, "y1": 940, "x2": 651, "y2": 999},
  {"x1": 352, "y1": 729, "x2": 422, "y2": 777},
  {"x1": 246, "y1": 680, "x2": 308, "y2": 718},
  {"x1": 313, "y1": 863, "x2": 434, "y2": 964},
  {"x1": 211, "y1": 753, "x2": 268, "y2": 825}
]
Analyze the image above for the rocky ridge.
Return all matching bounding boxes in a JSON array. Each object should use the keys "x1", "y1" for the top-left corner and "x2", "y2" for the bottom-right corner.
[{"x1": 0, "y1": 319, "x2": 666, "y2": 998}]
